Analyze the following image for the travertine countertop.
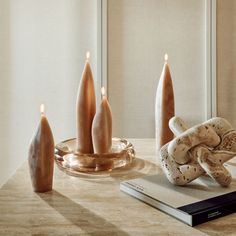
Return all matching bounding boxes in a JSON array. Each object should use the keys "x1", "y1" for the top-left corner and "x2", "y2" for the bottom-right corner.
[{"x1": 0, "y1": 139, "x2": 235, "y2": 236}]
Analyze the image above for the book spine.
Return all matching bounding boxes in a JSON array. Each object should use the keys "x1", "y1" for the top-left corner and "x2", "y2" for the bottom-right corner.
[{"x1": 192, "y1": 201, "x2": 236, "y2": 226}]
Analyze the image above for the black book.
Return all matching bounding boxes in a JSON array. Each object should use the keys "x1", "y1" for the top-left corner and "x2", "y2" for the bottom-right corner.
[{"x1": 120, "y1": 162, "x2": 236, "y2": 226}]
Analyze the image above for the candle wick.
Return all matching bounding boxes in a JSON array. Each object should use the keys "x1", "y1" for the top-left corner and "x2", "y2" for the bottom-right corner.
[{"x1": 40, "y1": 110, "x2": 45, "y2": 117}]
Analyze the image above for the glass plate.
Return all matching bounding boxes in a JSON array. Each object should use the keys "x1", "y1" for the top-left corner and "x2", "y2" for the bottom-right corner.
[{"x1": 54, "y1": 138, "x2": 135, "y2": 176}]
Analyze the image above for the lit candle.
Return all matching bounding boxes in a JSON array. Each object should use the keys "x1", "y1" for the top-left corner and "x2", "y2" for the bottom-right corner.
[
  {"x1": 92, "y1": 87, "x2": 112, "y2": 154},
  {"x1": 76, "y1": 51, "x2": 96, "y2": 153},
  {"x1": 28, "y1": 104, "x2": 54, "y2": 192},
  {"x1": 155, "y1": 54, "x2": 175, "y2": 152}
]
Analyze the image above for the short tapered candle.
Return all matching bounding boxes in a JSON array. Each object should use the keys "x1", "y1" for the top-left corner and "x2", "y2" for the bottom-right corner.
[
  {"x1": 92, "y1": 87, "x2": 112, "y2": 154},
  {"x1": 28, "y1": 104, "x2": 54, "y2": 192}
]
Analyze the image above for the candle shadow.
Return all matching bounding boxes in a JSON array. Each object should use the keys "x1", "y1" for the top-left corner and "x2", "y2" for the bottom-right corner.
[
  {"x1": 109, "y1": 157, "x2": 160, "y2": 181},
  {"x1": 37, "y1": 190, "x2": 131, "y2": 236}
]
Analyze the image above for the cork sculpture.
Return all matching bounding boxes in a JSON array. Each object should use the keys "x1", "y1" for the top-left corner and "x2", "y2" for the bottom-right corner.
[{"x1": 159, "y1": 117, "x2": 236, "y2": 187}]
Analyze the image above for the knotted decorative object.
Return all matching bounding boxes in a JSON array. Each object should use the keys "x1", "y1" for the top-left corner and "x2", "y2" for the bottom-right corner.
[{"x1": 160, "y1": 117, "x2": 236, "y2": 187}]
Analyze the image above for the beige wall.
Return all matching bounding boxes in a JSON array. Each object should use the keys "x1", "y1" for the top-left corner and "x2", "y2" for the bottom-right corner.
[
  {"x1": 2, "y1": 0, "x2": 234, "y2": 187},
  {"x1": 0, "y1": 0, "x2": 98, "y2": 187},
  {"x1": 108, "y1": 0, "x2": 206, "y2": 138},
  {"x1": 217, "y1": 0, "x2": 236, "y2": 127}
]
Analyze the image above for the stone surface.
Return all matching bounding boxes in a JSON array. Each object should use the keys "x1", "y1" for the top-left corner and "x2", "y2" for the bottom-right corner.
[
  {"x1": 160, "y1": 117, "x2": 236, "y2": 186},
  {"x1": 0, "y1": 139, "x2": 235, "y2": 236}
]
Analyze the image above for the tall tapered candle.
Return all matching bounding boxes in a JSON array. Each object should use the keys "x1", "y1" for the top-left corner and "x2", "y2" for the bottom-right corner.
[
  {"x1": 76, "y1": 52, "x2": 96, "y2": 153},
  {"x1": 155, "y1": 54, "x2": 175, "y2": 152},
  {"x1": 92, "y1": 87, "x2": 112, "y2": 154},
  {"x1": 28, "y1": 104, "x2": 54, "y2": 192}
]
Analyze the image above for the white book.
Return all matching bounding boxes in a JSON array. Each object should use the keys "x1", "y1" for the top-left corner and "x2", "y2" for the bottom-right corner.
[{"x1": 120, "y1": 162, "x2": 236, "y2": 226}]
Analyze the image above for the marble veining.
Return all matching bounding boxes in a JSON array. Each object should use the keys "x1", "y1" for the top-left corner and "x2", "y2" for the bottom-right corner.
[{"x1": 0, "y1": 139, "x2": 235, "y2": 236}]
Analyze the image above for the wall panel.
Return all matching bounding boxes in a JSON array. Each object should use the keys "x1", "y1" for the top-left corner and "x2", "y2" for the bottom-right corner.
[
  {"x1": 0, "y1": 0, "x2": 98, "y2": 187},
  {"x1": 217, "y1": 0, "x2": 236, "y2": 127},
  {"x1": 108, "y1": 0, "x2": 206, "y2": 138}
]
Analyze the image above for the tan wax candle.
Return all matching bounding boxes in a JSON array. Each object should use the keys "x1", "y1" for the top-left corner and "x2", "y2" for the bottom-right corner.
[
  {"x1": 76, "y1": 52, "x2": 96, "y2": 153},
  {"x1": 28, "y1": 104, "x2": 54, "y2": 192},
  {"x1": 92, "y1": 87, "x2": 112, "y2": 154},
  {"x1": 155, "y1": 54, "x2": 175, "y2": 152}
]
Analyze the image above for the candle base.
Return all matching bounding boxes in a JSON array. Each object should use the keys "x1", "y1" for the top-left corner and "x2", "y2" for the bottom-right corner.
[{"x1": 54, "y1": 138, "x2": 135, "y2": 176}]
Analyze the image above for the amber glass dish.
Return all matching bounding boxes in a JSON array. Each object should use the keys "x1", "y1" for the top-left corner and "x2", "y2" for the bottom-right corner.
[{"x1": 55, "y1": 138, "x2": 135, "y2": 176}]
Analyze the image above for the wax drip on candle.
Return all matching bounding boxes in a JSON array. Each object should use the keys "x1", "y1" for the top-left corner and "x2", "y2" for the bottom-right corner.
[
  {"x1": 86, "y1": 51, "x2": 90, "y2": 61},
  {"x1": 164, "y1": 53, "x2": 168, "y2": 63},
  {"x1": 40, "y1": 104, "x2": 45, "y2": 116}
]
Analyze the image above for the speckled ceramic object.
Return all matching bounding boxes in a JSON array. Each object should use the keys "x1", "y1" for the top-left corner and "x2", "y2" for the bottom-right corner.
[{"x1": 160, "y1": 117, "x2": 236, "y2": 187}]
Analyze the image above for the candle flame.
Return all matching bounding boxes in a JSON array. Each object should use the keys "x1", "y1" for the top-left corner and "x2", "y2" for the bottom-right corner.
[
  {"x1": 164, "y1": 53, "x2": 168, "y2": 62},
  {"x1": 86, "y1": 51, "x2": 90, "y2": 60},
  {"x1": 40, "y1": 104, "x2": 45, "y2": 115},
  {"x1": 101, "y1": 87, "x2": 106, "y2": 97}
]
